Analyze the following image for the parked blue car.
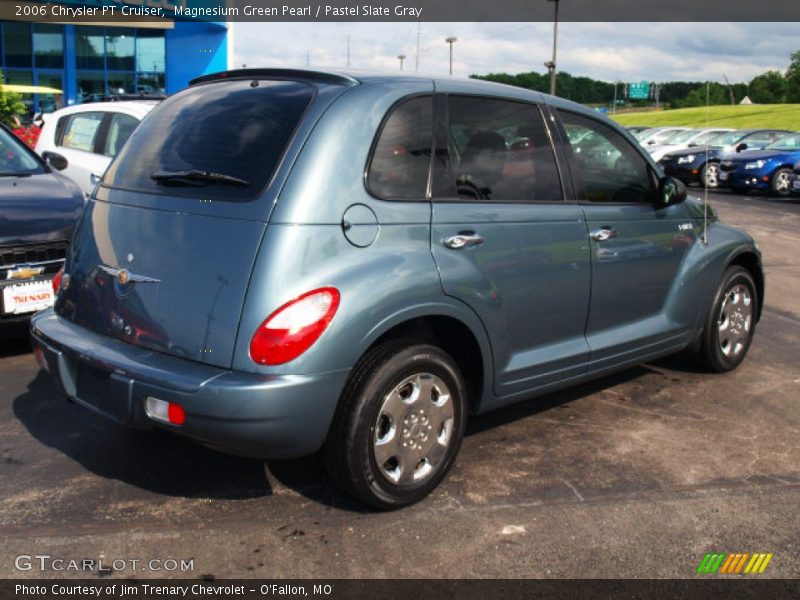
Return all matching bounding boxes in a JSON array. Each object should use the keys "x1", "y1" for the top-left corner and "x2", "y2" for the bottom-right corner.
[
  {"x1": 659, "y1": 129, "x2": 789, "y2": 188},
  {"x1": 1, "y1": 124, "x2": 84, "y2": 330},
  {"x1": 719, "y1": 132, "x2": 800, "y2": 196},
  {"x1": 31, "y1": 70, "x2": 764, "y2": 508}
]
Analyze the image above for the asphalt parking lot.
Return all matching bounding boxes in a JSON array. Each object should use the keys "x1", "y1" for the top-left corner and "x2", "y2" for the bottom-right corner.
[{"x1": 0, "y1": 191, "x2": 798, "y2": 580}]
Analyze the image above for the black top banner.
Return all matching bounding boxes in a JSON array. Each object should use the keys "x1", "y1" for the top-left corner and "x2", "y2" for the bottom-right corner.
[{"x1": 8, "y1": 0, "x2": 800, "y2": 23}]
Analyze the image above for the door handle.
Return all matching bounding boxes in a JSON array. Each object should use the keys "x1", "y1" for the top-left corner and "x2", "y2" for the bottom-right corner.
[
  {"x1": 90, "y1": 172, "x2": 102, "y2": 185},
  {"x1": 443, "y1": 232, "x2": 485, "y2": 249},
  {"x1": 590, "y1": 227, "x2": 618, "y2": 242}
]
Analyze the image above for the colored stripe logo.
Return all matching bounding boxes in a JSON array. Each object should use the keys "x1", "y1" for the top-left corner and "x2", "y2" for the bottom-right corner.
[{"x1": 696, "y1": 552, "x2": 773, "y2": 574}]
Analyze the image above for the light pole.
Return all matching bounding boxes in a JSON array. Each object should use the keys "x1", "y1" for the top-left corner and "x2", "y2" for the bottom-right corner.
[
  {"x1": 445, "y1": 36, "x2": 457, "y2": 76},
  {"x1": 547, "y1": 0, "x2": 559, "y2": 95},
  {"x1": 397, "y1": 54, "x2": 406, "y2": 70}
]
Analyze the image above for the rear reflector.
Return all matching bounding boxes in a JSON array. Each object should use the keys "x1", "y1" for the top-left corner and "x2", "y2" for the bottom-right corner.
[
  {"x1": 145, "y1": 397, "x2": 186, "y2": 426},
  {"x1": 32, "y1": 345, "x2": 48, "y2": 372}
]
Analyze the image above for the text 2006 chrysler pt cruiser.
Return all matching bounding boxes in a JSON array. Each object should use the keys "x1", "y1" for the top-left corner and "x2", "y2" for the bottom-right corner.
[{"x1": 32, "y1": 70, "x2": 763, "y2": 508}]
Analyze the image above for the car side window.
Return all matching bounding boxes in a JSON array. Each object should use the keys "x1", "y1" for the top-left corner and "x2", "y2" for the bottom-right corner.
[
  {"x1": 60, "y1": 112, "x2": 104, "y2": 153},
  {"x1": 103, "y1": 114, "x2": 139, "y2": 158},
  {"x1": 559, "y1": 110, "x2": 654, "y2": 204},
  {"x1": 436, "y1": 96, "x2": 562, "y2": 202},
  {"x1": 743, "y1": 132, "x2": 772, "y2": 148},
  {"x1": 367, "y1": 96, "x2": 433, "y2": 200}
]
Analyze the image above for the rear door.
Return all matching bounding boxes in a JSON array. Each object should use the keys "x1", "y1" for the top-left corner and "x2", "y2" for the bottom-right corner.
[
  {"x1": 430, "y1": 94, "x2": 591, "y2": 399},
  {"x1": 556, "y1": 109, "x2": 698, "y2": 369}
]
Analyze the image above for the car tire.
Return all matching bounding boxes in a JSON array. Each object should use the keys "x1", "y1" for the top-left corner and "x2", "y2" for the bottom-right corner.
[
  {"x1": 324, "y1": 340, "x2": 467, "y2": 510},
  {"x1": 697, "y1": 266, "x2": 758, "y2": 373},
  {"x1": 770, "y1": 168, "x2": 793, "y2": 197},
  {"x1": 701, "y1": 162, "x2": 720, "y2": 189}
]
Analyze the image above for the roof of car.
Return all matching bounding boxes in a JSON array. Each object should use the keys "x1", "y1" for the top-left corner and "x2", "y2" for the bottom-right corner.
[
  {"x1": 189, "y1": 67, "x2": 609, "y2": 122},
  {"x1": 42, "y1": 100, "x2": 158, "y2": 121}
]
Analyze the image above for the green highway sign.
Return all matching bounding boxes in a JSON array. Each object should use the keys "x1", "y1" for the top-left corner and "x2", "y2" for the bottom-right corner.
[{"x1": 629, "y1": 81, "x2": 650, "y2": 100}]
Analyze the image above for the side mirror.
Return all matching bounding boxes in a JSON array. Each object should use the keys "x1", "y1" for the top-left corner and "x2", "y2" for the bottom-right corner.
[
  {"x1": 43, "y1": 151, "x2": 68, "y2": 171},
  {"x1": 657, "y1": 176, "x2": 687, "y2": 208},
  {"x1": 735, "y1": 143, "x2": 748, "y2": 152}
]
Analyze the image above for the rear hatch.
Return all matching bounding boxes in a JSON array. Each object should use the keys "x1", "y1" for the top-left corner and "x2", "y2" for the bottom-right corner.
[{"x1": 55, "y1": 78, "x2": 322, "y2": 368}]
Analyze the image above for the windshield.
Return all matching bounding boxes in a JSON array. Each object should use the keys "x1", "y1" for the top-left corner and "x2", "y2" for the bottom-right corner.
[
  {"x1": 664, "y1": 129, "x2": 698, "y2": 144},
  {"x1": 692, "y1": 130, "x2": 727, "y2": 146},
  {"x1": 103, "y1": 79, "x2": 314, "y2": 200},
  {"x1": 634, "y1": 128, "x2": 660, "y2": 141},
  {"x1": 765, "y1": 133, "x2": 800, "y2": 151},
  {"x1": 0, "y1": 127, "x2": 45, "y2": 176},
  {"x1": 710, "y1": 131, "x2": 749, "y2": 147}
]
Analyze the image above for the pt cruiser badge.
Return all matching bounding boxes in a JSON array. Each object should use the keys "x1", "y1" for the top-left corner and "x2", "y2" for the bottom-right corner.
[{"x1": 98, "y1": 265, "x2": 160, "y2": 285}]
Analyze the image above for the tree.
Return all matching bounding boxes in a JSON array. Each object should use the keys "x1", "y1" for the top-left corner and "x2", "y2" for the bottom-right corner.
[
  {"x1": 0, "y1": 70, "x2": 26, "y2": 127},
  {"x1": 748, "y1": 70, "x2": 787, "y2": 104},
  {"x1": 785, "y1": 50, "x2": 800, "y2": 103}
]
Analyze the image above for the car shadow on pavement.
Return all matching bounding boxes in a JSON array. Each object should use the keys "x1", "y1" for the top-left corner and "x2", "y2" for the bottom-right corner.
[
  {"x1": 0, "y1": 326, "x2": 33, "y2": 357},
  {"x1": 13, "y1": 370, "x2": 272, "y2": 500},
  {"x1": 463, "y1": 366, "x2": 650, "y2": 437}
]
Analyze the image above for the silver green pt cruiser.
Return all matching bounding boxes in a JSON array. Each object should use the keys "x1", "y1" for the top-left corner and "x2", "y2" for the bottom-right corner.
[{"x1": 31, "y1": 69, "x2": 763, "y2": 508}]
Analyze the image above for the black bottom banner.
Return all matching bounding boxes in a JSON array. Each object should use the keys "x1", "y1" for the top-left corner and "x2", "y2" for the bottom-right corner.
[{"x1": 1, "y1": 579, "x2": 799, "y2": 600}]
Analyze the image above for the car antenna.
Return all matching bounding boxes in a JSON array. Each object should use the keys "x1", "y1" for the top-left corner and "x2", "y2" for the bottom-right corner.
[{"x1": 702, "y1": 80, "x2": 710, "y2": 246}]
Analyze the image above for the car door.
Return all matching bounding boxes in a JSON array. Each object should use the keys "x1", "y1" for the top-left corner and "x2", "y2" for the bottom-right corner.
[
  {"x1": 555, "y1": 109, "x2": 698, "y2": 371},
  {"x1": 430, "y1": 94, "x2": 591, "y2": 402}
]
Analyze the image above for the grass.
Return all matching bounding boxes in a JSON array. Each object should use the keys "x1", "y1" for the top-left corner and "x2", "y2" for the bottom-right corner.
[{"x1": 611, "y1": 104, "x2": 800, "y2": 130}]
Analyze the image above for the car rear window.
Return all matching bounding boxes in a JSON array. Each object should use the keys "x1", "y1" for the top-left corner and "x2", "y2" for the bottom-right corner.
[{"x1": 102, "y1": 80, "x2": 314, "y2": 200}]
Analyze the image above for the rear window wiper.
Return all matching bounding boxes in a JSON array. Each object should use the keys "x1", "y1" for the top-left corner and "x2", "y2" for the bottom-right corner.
[{"x1": 151, "y1": 170, "x2": 250, "y2": 187}]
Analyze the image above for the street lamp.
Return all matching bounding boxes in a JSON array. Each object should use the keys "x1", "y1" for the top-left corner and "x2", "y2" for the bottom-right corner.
[
  {"x1": 547, "y1": 0, "x2": 559, "y2": 95},
  {"x1": 397, "y1": 54, "x2": 406, "y2": 70},
  {"x1": 445, "y1": 36, "x2": 458, "y2": 76}
]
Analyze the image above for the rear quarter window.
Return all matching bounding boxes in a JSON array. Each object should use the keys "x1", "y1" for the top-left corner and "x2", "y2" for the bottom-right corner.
[
  {"x1": 60, "y1": 112, "x2": 104, "y2": 152},
  {"x1": 366, "y1": 95, "x2": 433, "y2": 200},
  {"x1": 102, "y1": 80, "x2": 315, "y2": 200}
]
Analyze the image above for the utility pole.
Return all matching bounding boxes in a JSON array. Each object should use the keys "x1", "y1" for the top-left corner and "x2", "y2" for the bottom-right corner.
[
  {"x1": 445, "y1": 36, "x2": 457, "y2": 76},
  {"x1": 415, "y1": 21, "x2": 421, "y2": 72},
  {"x1": 722, "y1": 73, "x2": 736, "y2": 105},
  {"x1": 398, "y1": 54, "x2": 406, "y2": 70},
  {"x1": 612, "y1": 81, "x2": 617, "y2": 115},
  {"x1": 547, "y1": 0, "x2": 559, "y2": 95}
]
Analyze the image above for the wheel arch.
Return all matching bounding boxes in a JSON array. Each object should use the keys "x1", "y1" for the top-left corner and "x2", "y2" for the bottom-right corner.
[
  {"x1": 728, "y1": 250, "x2": 764, "y2": 322},
  {"x1": 356, "y1": 307, "x2": 494, "y2": 415}
]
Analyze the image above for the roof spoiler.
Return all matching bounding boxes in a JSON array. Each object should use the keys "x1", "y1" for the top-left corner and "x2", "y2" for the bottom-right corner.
[{"x1": 190, "y1": 69, "x2": 359, "y2": 87}]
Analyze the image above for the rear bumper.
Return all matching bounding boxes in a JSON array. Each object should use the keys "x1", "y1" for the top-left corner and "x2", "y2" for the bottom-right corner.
[{"x1": 30, "y1": 309, "x2": 350, "y2": 459}]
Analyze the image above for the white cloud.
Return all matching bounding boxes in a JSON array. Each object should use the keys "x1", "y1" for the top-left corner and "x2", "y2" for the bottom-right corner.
[{"x1": 232, "y1": 22, "x2": 798, "y2": 84}]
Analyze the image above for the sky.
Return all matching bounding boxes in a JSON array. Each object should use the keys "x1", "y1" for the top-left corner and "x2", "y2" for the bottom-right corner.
[{"x1": 232, "y1": 22, "x2": 798, "y2": 84}]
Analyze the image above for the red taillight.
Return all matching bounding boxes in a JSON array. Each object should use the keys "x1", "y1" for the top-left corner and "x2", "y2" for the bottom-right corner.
[
  {"x1": 250, "y1": 287, "x2": 340, "y2": 365},
  {"x1": 52, "y1": 267, "x2": 64, "y2": 294},
  {"x1": 167, "y1": 403, "x2": 186, "y2": 426}
]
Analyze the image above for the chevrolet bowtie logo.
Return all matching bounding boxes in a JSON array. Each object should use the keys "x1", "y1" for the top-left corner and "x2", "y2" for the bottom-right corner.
[
  {"x1": 6, "y1": 265, "x2": 45, "y2": 280},
  {"x1": 98, "y1": 264, "x2": 160, "y2": 284}
]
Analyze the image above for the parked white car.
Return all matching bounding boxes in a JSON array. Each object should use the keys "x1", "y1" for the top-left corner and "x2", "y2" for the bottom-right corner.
[
  {"x1": 35, "y1": 101, "x2": 158, "y2": 196},
  {"x1": 647, "y1": 128, "x2": 733, "y2": 162},
  {"x1": 634, "y1": 126, "x2": 692, "y2": 147}
]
